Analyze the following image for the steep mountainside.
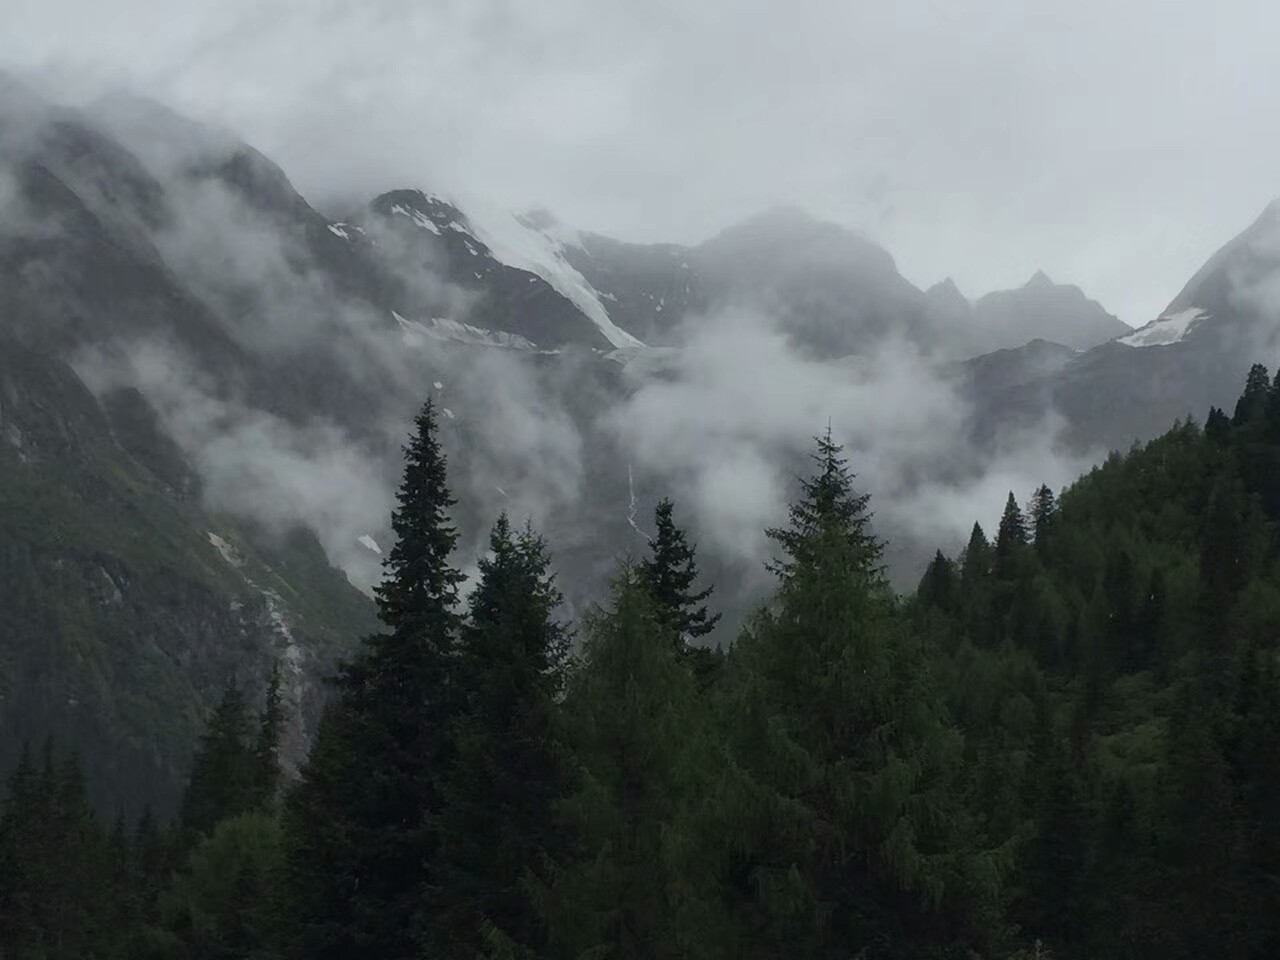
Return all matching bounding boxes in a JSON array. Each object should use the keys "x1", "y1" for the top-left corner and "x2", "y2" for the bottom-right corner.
[
  {"x1": 3, "y1": 84, "x2": 1278, "y2": 816},
  {"x1": 965, "y1": 202, "x2": 1280, "y2": 454},
  {"x1": 0, "y1": 89, "x2": 700, "y2": 814},
  {"x1": 0, "y1": 341, "x2": 376, "y2": 816}
]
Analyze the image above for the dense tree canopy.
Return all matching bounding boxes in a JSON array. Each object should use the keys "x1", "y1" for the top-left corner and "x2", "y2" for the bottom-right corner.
[{"x1": 8, "y1": 367, "x2": 1280, "y2": 959}]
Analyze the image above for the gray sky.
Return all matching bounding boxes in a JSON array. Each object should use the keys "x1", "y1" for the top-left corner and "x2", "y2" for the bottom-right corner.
[{"x1": 6, "y1": 0, "x2": 1280, "y2": 326}]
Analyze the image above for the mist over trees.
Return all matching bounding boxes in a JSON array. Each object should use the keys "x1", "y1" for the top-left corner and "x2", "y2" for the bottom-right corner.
[{"x1": 6, "y1": 365, "x2": 1280, "y2": 959}]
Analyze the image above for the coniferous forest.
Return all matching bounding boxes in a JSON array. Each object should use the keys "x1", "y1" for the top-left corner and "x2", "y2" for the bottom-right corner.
[{"x1": 5, "y1": 365, "x2": 1280, "y2": 960}]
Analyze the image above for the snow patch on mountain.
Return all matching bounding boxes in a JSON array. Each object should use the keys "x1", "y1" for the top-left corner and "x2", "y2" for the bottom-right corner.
[
  {"x1": 455, "y1": 201, "x2": 645, "y2": 350},
  {"x1": 206, "y1": 531, "x2": 302, "y2": 675},
  {"x1": 1118, "y1": 308, "x2": 1210, "y2": 347},
  {"x1": 381, "y1": 191, "x2": 642, "y2": 349},
  {"x1": 603, "y1": 345, "x2": 681, "y2": 375},
  {"x1": 207, "y1": 532, "x2": 244, "y2": 567},
  {"x1": 392, "y1": 311, "x2": 538, "y2": 351},
  {"x1": 357, "y1": 534, "x2": 382, "y2": 554},
  {"x1": 390, "y1": 202, "x2": 442, "y2": 235}
]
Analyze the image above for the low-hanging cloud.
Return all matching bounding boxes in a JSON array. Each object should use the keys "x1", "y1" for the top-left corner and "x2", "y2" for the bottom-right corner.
[
  {"x1": 0, "y1": 166, "x2": 19, "y2": 228},
  {"x1": 9, "y1": 1, "x2": 1280, "y2": 329},
  {"x1": 448, "y1": 348, "x2": 585, "y2": 527},
  {"x1": 1225, "y1": 204, "x2": 1280, "y2": 366},
  {"x1": 21, "y1": 86, "x2": 1113, "y2": 614},
  {"x1": 56, "y1": 153, "x2": 590, "y2": 593},
  {"x1": 73, "y1": 338, "x2": 399, "y2": 592},
  {"x1": 606, "y1": 306, "x2": 1103, "y2": 589}
]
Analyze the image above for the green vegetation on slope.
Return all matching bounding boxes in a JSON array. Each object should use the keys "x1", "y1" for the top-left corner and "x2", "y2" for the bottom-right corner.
[
  {"x1": 0, "y1": 349, "x2": 375, "y2": 818},
  {"x1": 6, "y1": 365, "x2": 1280, "y2": 958}
]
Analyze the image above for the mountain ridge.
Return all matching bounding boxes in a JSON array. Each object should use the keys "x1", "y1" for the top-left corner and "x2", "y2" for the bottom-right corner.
[{"x1": 4, "y1": 89, "x2": 1280, "y2": 817}]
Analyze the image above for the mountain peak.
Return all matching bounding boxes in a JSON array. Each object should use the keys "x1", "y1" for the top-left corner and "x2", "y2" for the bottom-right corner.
[
  {"x1": 1161, "y1": 198, "x2": 1280, "y2": 320},
  {"x1": 703, "y1": 205, "x2": 897, "y2": 278},
  {"x1": 928, "y1": 276, "x2": 966, "y2": 298},
  {"x1": 972, "y1": 272, "x2": 1128, "y2": 352},
  {"x1": 722, "y1": 204, "x2": 827, "y2": 239},
  {"x1": 925, "y1": 277, "x2": 970, "y2": 315}
]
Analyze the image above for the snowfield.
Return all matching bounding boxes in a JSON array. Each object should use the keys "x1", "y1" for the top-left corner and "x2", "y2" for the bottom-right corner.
[
  {"x1": 1118, "y1": 308, "x2": 1210, "y2": 347},
  {"x1": 448, "y1": 199, "x2": 645, "y2": 350},
  {"x1": 392, "y1": 311, "x2": 538, "y2": 351}
]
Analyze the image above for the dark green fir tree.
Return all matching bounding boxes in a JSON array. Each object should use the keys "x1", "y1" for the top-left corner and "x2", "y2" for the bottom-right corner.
[{"x1": 284, "y1": 398, "x2": 466, "y2": 960}]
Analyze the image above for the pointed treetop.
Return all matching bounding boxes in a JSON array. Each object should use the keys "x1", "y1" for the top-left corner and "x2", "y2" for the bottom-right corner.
[
  {"x1": 766, "y1": 426, "x2": 884, "y2": 583},
  {"x1": 918, "y1": 549, "x2": 958, "y2": 610},
  {"x1": 464, "y1": 511, "x2": 568, "y2": 677},
  {"x1": 996, "y1": 492, "x2": 1029, "y2": 555},
  {"x1": 1030, "y1": 484, "x2": 1057, "y2": 551},
  {"x1": 431, "y1": 509, "x2": 574, "y2": 959},
  {"x1": 961, "y1": 522, "x2": 992, "y2": 583},
  {"x1": 640, "y1": 497, "x2": 721, "y2": 645},
  {"x1": 374, "y1": 398, "x2": 466, "y2": 637},
  {"x1": 1233, "y1": 363, "x2": 1271, "y2": 425}
]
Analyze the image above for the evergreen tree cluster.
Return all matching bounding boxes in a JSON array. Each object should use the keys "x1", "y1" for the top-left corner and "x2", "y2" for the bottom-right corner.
[
  {"x1": 0, "y1": 663, "x2": 284, "y2": 960},
  {"x1": 7, "y1": 371, "x2": 1280, "y2": 959}
]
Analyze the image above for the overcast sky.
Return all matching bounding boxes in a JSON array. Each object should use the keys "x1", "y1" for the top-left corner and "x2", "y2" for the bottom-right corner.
[{"x1": 6, "y1": 0, "x2": 1280, "y2": 326}]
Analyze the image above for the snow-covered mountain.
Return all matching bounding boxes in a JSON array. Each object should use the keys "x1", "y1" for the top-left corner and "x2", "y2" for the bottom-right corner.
[
  {"x1": 366, "y1": 189, "x2": 639, "y2": 351},
  {"x1": 4, "y1": 82, "x2": 1279, "y2": 815},
  {"x1": 1117, "y1": 308, "x2": 1211, "y2": 347},
  {"x1": 1117, "y1": 200, "x2": 1280, "y2": 353},
  {"x1": 414, "y1": 201, "x2": 1134, "y2": 362},
  {"x1": 964, "y1": 201, "x2": 1280, "y2": 453}
]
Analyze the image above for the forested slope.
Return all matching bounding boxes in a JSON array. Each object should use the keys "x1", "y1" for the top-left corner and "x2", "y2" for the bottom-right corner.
[{"x1": 5, "y1": 366, "x2": 1280, "y2": 959}]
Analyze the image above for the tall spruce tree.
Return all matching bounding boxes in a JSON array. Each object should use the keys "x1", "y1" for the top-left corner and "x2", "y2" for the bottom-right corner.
[
  {"x1": 429, "y1": 514, "x2": 576, "y2": 960},
  {"x1": 730, "y1": 430, "x2": 1010, "y2": 957},
  {"x1": 960, "y1": 522, "x2": 996, "y2": 644},
  {"x1": 180, "y1": 678, "x2": 256, "y2": 841},
  {"x1": 1029, "y1": 484, "x2": 1057, "y2": 555},
  {"x1": 918, "y1": 549, "x2": 959, "y2": 611},
  {"x1": 640, "y1": 498, "x2": 721, "y2": 646},
  {"x1": 1233, "y1": 363, "x2": 1271, "y2": 426},
  {"x1": 548, "y1": 567, "x2": 715, "y2": 960},
  {"x1": 961, "y1": 522, "x2": 993, "y2": 584},
  {"x1": 765, "y1": 426, "x2": 884, "y2": 585},
  {"x1": 1206, "y1": 405, "x2": 1232, "y2": 446},
  {"x1": 285, "y1": 398, "x2": 465, "y2": 960},
  {"x1": 994, "y1": 491, "x2": 1030, "y2": 580}
]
